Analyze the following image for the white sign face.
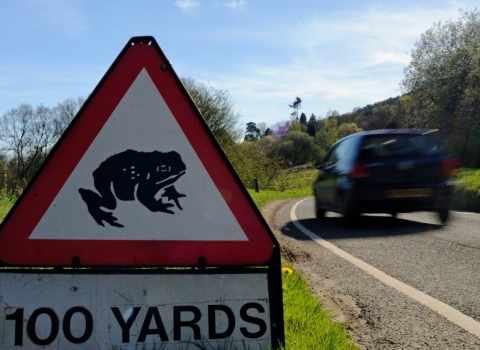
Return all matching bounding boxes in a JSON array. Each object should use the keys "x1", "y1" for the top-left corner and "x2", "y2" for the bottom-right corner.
[
  {"x1": 29, "y1": 69, "x2": 248, "y2": 241},
  {"x1": 0, "y1": 272, "x2": 272, "y2": 349}
]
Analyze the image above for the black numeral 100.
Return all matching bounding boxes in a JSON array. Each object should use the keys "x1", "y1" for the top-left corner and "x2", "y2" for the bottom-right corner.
[{"x1": 5, "y1": 307, "x2": 93, "y2": 346}]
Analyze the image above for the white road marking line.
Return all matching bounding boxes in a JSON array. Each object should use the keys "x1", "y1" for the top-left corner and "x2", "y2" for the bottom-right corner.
[
  {"x1": 451, "y1": 211, "x2": 479, "y2": 216},
  {"x1": 290, "y1": 198, "x2": 480, "y2": 339}
]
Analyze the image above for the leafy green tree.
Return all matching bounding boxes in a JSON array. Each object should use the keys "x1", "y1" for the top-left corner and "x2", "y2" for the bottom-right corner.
[
  {"x1": 256, "y1": 135, "x2": 277, "y2": 155},
  {"x1": 244, "y1": 122, "x2": 261, "y2": 141},
  {"x1": 288, "y1": 119, "x2": 304, "y2": 133},
  {"x1": 314, "y1": 118, "x2": 326, "y2": 133},
  {"x1": 299, "y1": 112, "x2": 307, "y2": 125},
  {"x1": 274, "y1": 131, "x2": 320, "y2": 167},
  {"x1": 307, "y1": 114, "x2": 317, "y2": 137},
  {"x1": 226, "y1": 141, "x2": 283, "y2": 189},
  {"x1": 182, "y1": 78, "x2": 241, "y2": 148},
  {"x1": 338, "y1": 123, "x2": 362, "y2": 139},
  {"x1": 396, "y1": 95, "x2": 415, "y2": 128},
  {"x1": 314, "y1": 130, "x2": 328, "y2": 150},
  {"x1": 400, "y1": 8, "x2": 480, "y2": 165},
  {"x1": 324, "y1": 115, "x2": 339, "y2": 149}
]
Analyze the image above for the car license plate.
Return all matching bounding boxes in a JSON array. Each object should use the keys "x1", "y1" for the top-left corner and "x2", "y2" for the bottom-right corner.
[{"x1": 385, "y1": 188, "x2": 433, "y2": 198}]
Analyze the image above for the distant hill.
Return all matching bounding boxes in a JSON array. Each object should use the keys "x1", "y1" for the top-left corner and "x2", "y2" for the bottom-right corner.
[
  {"x1": 353, "y1": 96, "x2": 401, "y2": 117},
  {"x1": 337, "y1": 95, "x2": 404, "y2": 131}
]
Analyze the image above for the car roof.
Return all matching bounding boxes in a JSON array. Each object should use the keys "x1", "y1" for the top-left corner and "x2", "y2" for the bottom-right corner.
[
  {"x1": 358, "y1": 129, "x2": 438, "y2": 136},
  {"x1": 333, "y1": 129, "x2": 438, "y2": 146}
]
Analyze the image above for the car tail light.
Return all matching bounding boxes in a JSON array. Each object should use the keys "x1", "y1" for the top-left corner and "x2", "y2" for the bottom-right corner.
[
  {"x1": 348, "y1": 162, "x2": 371, "y2": 179},
  {"x1": 440, "y1": 157, "x2": 461, "y2": 176}
]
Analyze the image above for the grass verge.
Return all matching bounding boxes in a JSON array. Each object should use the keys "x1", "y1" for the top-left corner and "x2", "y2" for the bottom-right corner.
[
  {"x1": 281, "y1": 265, "x2": 358, "y2": 350},
  {"x1": 0, "y1": 197, "x2": 15, "y2": 222},
  {"x1": 452, "y1": 168, "x2": 480, "y2": 212},
  {"x1": 268, "y1": 168, "x2": 318, "y2": 192},
  {"x1": 247, "y1": 188, "x2": 312, "y2": 211}
]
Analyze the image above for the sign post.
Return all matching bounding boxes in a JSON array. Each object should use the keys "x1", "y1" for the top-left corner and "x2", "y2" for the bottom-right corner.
[{"x1": 0, "y1": 37, "x2": 284, "y2": 349}]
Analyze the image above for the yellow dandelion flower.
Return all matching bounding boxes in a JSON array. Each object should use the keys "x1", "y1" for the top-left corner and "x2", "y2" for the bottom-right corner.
[{"x1": 282, "y1": 267, "x2": 293, "y2": 275}]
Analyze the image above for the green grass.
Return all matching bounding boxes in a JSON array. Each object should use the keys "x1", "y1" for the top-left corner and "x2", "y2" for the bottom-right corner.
[
  {"x1": 247, "y1": 188, "x2": 312, "y2": 211},
  {"x1": 248, "y1": 167, "x2": 317, "y2": 210},
  {"x1": 453, "y1": 168, "x2": 480, "y2": 193},
  {"x1": 281, "y1": 265, "x2": 358, "y2": 350},
  {"x1": 0, "y1": 197, "x2": 15, "y2": 222},
  {"x1": 268, "y1": 168, "x2": 318, "y2": 192},
  {"x1": 452, "y1": 168, "x2": 480, "y2": 212}
]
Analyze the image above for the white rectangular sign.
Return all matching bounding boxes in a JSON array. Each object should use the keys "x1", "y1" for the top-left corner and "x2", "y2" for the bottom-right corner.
[{"x1": 0, "y1": 271, "x2": 272, "y2": 349}]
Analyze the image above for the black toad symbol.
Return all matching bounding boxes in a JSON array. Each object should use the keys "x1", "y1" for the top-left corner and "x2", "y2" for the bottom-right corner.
[{"x1": 79, "y1": 149, "x2": 186, "y2": 228}]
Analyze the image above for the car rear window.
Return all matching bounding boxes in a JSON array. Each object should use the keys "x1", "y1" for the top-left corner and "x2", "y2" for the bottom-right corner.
[{"x1": 359, "y1": 133, "x2": 441, "y2": 159}]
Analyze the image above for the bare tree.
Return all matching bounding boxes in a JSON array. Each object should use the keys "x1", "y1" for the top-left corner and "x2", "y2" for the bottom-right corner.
[
  {"x1": 0, "y1": 104, "x2": 55, "y2": 184},
  {"x1": 289, "y1": 97, "x2": 302, "y2": 120},
  {"x1": 0, "y1": 97, "x2": 85, "y2": 190},
  {"x1": 51, "y1": 96, "x2": 86, "y2": 139},
  {"x1": 256, "y1": 122, "x2": 267, "y2": 137}
]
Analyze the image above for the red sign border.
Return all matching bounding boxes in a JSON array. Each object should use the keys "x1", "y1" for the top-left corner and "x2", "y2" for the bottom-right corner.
[{"x1": 0, "y1": 37, "x2": 280, "y2": 268}]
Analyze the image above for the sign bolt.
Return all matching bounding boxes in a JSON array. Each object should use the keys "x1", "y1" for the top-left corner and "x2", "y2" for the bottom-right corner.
[
  {"x1": 71, "y1": 256, "x2": 80, "y2": 268},
  {"x1": 198, "y1": 256, "x2": 207, "y2": 268}
]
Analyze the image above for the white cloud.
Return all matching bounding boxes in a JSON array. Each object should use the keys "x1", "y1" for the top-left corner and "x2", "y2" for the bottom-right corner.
[
  {"x1": 224, "y1": 0, "x2": 246, "y2": 9},
  {"x1": 294, "y1": 7, "x2": 461, "y2": 68},
  {"x1": 174, "y1": 0, "x2": 199, "y2": 10},
  {"x1": 198, "y1": 5, "x2": 467, "y2": 125}
]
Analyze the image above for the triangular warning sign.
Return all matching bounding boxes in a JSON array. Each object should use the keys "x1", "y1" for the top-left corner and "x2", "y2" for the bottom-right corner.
[{"x1": 0, "y1": 37, "x2": 277, "y2": 267}]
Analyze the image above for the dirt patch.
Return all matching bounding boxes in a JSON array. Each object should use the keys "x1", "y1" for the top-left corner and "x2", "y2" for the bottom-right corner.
[{"x1": 281, "y1": 245, "x2": 311, "y2": 263}]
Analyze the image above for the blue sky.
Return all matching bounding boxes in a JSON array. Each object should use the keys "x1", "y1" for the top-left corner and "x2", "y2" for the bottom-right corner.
[{"x1": 1, "y1": 1, "x2": 478, "y2": 130}]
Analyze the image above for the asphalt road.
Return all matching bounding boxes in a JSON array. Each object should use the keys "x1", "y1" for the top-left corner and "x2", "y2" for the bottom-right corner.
[{"x1": 273, "y1": 197, "x2": 480, "y2": 349}]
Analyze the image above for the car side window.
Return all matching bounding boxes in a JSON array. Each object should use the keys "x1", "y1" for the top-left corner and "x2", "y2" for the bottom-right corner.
[
  {"x1": 324, "y1": 145, "x2": 339, "y2": 167},
  {"x1": 335, "y1": 137, "x2": 355, "y2": 163},
  {"x1": 324, "y1": 137, "x2": 356, "y2": 168}
]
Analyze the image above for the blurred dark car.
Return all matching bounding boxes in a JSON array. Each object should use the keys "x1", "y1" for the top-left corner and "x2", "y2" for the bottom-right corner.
[{"x1": 313, "y1": 129, "x2": 460, "y2": 226}]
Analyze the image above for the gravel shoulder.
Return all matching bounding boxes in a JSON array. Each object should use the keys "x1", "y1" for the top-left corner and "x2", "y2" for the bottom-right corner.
[{"x1": 261, "y1": 198, "x2": 480, "y2": 350}]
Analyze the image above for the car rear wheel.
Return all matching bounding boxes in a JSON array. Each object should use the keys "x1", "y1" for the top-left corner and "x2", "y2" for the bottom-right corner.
[
  {"x1": 316, "y1": 207, "x2": 326, "y2": 219},
  {"x1": 315, "y1": 199, "x2": 326, "y2": 219},
  {"x1": 438, "y1": 208, "x2": 449, "y2": 224},
  {"x1": 340, "y1": 193, "x2": 358, "y2": 227}
]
